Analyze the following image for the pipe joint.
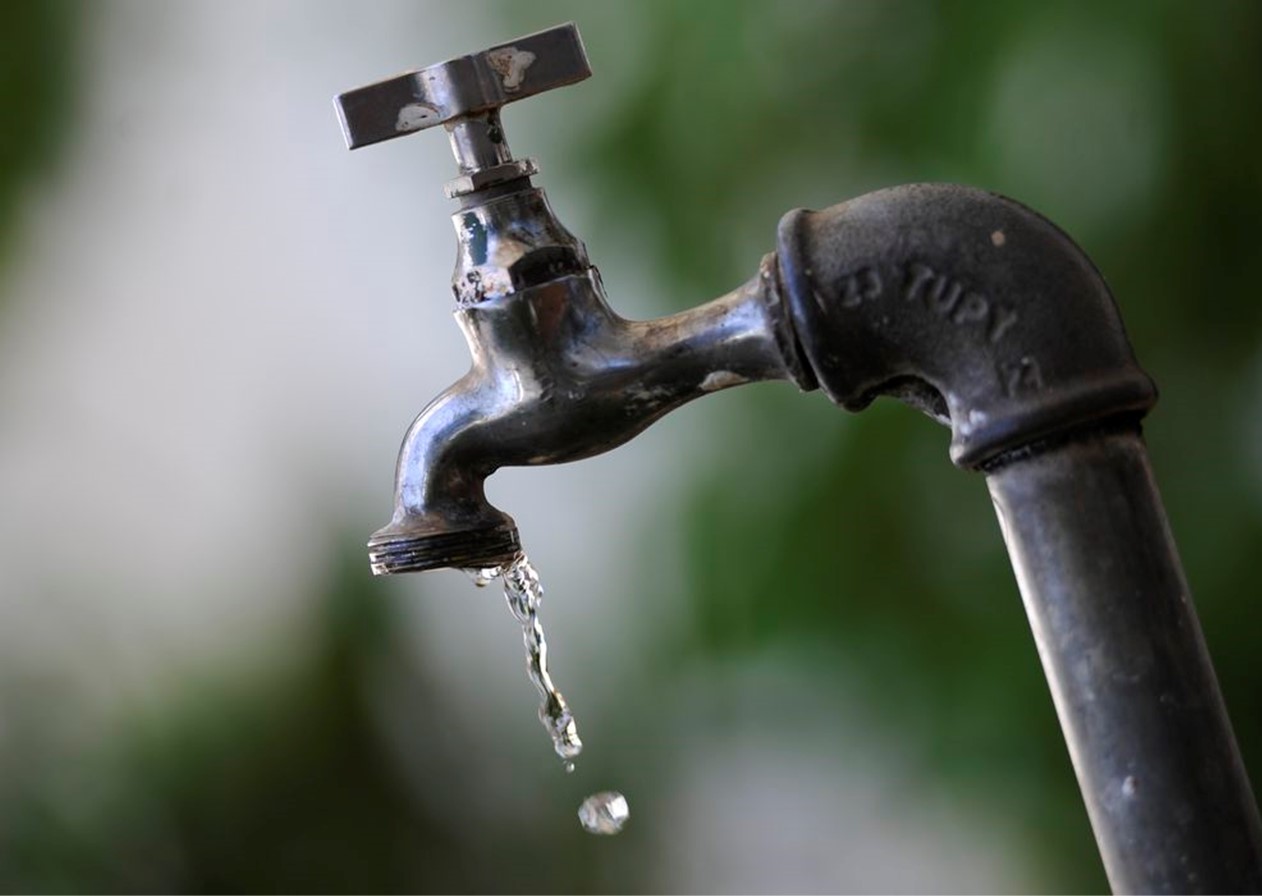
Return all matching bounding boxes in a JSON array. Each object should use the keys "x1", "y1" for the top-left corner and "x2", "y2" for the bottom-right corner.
[{"x1": 775, "y1": 183, "x2": 1157, "y2": 468}]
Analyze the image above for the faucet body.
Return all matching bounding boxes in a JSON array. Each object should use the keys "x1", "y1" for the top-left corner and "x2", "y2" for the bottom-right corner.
[
  {"x1": 337, "y1": 24, "x2": 1262, "y2": 893},
  {"x1": 368, "y1": 193, "x2": 797, "y2": 572}
]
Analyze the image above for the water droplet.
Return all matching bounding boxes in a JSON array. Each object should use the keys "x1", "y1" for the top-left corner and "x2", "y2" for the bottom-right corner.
[
  {"x1": 464, "y1": 565, "x2": 501, "y2": 588},
  {"x1": 578, "y1": 791, "x2": 629, "y2": 835}
]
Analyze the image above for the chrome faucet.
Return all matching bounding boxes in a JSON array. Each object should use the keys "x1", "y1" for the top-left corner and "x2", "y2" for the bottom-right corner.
[
  {"x1": 335, "y1": 24, "x2": 801, "y2": 574},
  {"x1": 336, "y1": 23, "x2": 1262, "y2": 893}
]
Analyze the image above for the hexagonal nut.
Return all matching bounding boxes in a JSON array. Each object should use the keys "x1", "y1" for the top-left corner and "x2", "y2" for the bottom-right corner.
[{"x1": 443, "y1": 159, "x2": 539, "y2": 199}]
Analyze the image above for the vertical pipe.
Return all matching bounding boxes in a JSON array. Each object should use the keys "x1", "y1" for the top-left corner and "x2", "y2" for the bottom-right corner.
[{"x1": 987, "y1": 427, "x2": 1262, "y2": 893}]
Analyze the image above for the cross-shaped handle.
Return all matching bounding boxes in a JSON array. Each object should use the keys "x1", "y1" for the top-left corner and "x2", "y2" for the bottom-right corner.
[{"x1": 334, "y1": 23, "x2": 590, "y2": 151}]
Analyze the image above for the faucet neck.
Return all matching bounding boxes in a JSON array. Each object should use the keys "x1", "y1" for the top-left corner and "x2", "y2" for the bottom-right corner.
[{"x1": 445, "y1": 110, "x2": 515, "y2": 172}]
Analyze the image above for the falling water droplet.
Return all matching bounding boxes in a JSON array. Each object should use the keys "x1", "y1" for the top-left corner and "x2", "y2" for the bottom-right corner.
[
  {"x1": 464, "y1": 565, "x2": 501, "y2": 588},
  {"x1": 578, "y1": 791, "x2": 630, "y2": 835}
]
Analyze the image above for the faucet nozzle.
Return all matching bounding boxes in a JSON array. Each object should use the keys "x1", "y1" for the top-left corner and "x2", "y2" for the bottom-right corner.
[{"x1": 368, "y1": 514, "x2": 521, "y2": 575}]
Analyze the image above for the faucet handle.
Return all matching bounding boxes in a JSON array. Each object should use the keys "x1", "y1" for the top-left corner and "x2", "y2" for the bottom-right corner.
[{"x1": 334, "y1": 22, "x2": 590, "y2": 151}]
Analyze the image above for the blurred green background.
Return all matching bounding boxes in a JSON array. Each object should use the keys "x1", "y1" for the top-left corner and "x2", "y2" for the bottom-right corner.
[{"x1": 1, "y1": 1, "x2": 1260, "y2": 892}]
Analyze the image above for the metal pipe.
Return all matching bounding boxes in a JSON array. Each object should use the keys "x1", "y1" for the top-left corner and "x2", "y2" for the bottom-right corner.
[
  {"x1": 988, "y1": 427, "x2": 1262, "y2": 893},
  {"x1": 774, "y1": 184, "x2": 1262, "y2": 891}
]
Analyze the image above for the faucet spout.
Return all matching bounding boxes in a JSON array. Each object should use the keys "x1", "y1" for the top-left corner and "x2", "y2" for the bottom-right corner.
[{"x1": 368, "y1": 257, "x2": 803, "y2": 575}]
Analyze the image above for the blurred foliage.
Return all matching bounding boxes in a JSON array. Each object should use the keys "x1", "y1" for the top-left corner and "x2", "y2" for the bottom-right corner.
[
  {"x1": 0, "y1": 1, "x2": 79, "y2": 273},
  {"x1": 4, "y1": 0, "x2": 1262, "y2": 892},
  {"x1": 0, "y1": 547, "x2": 622, "y2": 893}
]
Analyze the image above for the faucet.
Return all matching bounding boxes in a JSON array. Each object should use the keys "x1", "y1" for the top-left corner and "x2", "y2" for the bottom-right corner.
[{"x1": 336, "y1": 24, "x2": 1262, "y2": 893}]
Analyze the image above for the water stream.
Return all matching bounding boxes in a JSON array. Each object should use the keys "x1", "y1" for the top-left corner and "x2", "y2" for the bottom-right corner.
[{"x1": 466, "y1": 551, "x2": 629, "y2": 834}]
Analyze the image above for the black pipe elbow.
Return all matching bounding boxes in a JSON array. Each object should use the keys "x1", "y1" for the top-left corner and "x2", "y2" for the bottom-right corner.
[{"x1": 775, "y1": 183, "x2": 1156, "y2": 468}]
